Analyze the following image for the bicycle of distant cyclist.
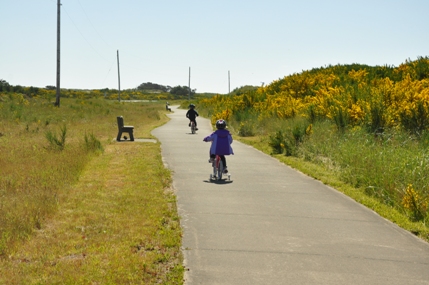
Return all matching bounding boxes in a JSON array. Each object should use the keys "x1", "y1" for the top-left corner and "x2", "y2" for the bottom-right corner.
[
  {"x1": 190, "y1": 120, "x2": 196, "y2": 134},
  {"x1": 210, "y1": 155, "x2": 230, "y2": 181}
]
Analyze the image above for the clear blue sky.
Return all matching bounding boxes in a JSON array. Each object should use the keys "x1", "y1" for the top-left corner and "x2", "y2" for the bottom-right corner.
[{"x1": 1, "y1": 0, "x2": 428, "y2": 94}]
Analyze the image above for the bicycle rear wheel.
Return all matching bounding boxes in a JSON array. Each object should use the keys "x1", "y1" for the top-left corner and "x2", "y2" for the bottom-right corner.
[
  {"x1": 191, "y1": 122, "x2": 196, "y2": 134},
  {"x1": 217, "y1": 158, "x2": 223, "y2": 180}
]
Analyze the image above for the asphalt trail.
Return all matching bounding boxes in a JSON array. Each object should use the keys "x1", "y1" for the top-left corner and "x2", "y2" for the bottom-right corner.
[{"x1": 152, "y1": 106, "x2": 429, "y2": 285}]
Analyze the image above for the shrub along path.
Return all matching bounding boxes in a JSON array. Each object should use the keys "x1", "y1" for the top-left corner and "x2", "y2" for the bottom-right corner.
[{"x1": 152, "y1": 106, "x2": 429, "y2": 285}]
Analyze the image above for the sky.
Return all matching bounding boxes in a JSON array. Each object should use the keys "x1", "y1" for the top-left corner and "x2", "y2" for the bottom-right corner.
[{"x1": 1, "y1": 0, "x2": 429, "y2": 94}]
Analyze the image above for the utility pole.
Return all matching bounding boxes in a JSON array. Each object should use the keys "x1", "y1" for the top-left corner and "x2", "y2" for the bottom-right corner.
[
  {"x1": 188, "y1": 66, "x2": 191, "y2": 101},
  {"x1": 228, "y1": 70, "x2": 230, "y2": 94},
  {"x1": 55, "y1": 0, "x2": 61, "y2": 107},
  {"x1": 117, "y1": 50, "x2": 121, "y2": 102}
]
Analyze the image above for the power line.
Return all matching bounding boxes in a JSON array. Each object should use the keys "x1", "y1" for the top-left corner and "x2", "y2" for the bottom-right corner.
[
  {"x1": 62, "y1": 4, "x2": 111, "y2": 62},
  {"x1": 101, "y1": 59, "x2": 116, "y2": 87},
  {"x1": 76, "y1": 0, "x2": 112, "y2": 48}
]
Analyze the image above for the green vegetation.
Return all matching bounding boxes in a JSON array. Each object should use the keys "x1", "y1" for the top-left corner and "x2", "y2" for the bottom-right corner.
[
  {"x1": 0, "y1": 95, "x2": 183, "y2": 284},
  {"x1": 169, "y1": 85, "x2": 196, "y2": 97},
  {"x1": 0, "y1": 79, "x2": 205, "y2": 103},
  {"x1": 3, "y1": 55, "x2": 429, "y2": 282},
  {"x1": 136, "y1": 82, "x2": 198, "y2": 97},
  {"x1": 229, "y1": 85, "x2": 259, "y2": 95},
  {"x1": 137, "y1": 82, "x2": 171, "y2": 93},
  {"x1": 194, "y1": 57, "x2": 429, "y2": 242}
]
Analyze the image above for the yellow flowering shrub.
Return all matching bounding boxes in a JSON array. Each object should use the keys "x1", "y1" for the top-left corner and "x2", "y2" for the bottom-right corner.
[
  {"x1": 211, "y1": 109, "x2": 232, "y2": 125},
  {"x1": 349, "y1": 101, "x2": 367, "y2": 125},
  {"x1": 402, "y1": 184, "x2": 428, "y2": 221},
  {"x1": 198, "y1": 57, "x2": 429, "y2": 135}
]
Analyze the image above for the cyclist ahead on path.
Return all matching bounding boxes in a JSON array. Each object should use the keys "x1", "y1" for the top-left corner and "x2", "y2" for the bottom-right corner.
[
  {"x1": 203, "y1": 119, "x2": 234, "y2": 173},
  {"x1": 186, "y1": 104, "x2": 199, "y2": 130}
]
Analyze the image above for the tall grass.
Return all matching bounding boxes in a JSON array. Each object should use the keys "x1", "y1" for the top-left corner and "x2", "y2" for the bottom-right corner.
[
  {"x1": 250, "y1": 116, "x2": 429, "y2": 227},
  {"x1": 321, "y1": 128, "x2": 429, "y2": 221},
  {"x1": 0, "y1": 95, "x2": 183, "y2": 283}
]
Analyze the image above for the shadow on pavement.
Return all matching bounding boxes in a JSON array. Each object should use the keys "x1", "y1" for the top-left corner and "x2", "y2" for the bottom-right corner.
[{"x1": 203, "y1": 179, "x2": 233, "y2": 185}]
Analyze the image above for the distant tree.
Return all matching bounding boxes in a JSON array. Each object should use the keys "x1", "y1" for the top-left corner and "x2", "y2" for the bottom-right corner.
[
  {"x1": 46, "y1": 85, "x2": 56, "y2": 90},
  {"x1": 14, "y1": 85, "x2": 24, "y2": 93},
  {"x1": 170, "y1": 85, "x2": 196, "y2": 96},
  {"x1": 412, "y1": 56, "x2": 429, "y2": 80},
  {"x1": 0, "y1": 79, "x2": 10, "y2": 92},
  {"x1": 137, "y1": 82, "x2": 170, "y2": 92},
  {"x1": 28, "y1": 86, "x2": 39, "y2": 95}
]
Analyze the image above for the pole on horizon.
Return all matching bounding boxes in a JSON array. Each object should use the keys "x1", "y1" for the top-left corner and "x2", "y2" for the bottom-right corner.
[
  {"x1": 188, "y1": 67, "x2": 191, "y2": 101},
  {"x1": 117, "y1": 50, "x2": 121, "y2": 102},
  {"x1": 55, "y1": 0, "x2": 61, "y2": 107},
  {"x1": 228, "y1": 70, "x2": 230, "y2": 94}
]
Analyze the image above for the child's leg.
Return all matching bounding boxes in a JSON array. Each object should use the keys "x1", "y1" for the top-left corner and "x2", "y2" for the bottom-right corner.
[
  {"x1": 220, "y1": 155, "x2": 226, "y2": 168},
  {"x1": 209, "y1": 153, "x2": 215, "y2": 163}
]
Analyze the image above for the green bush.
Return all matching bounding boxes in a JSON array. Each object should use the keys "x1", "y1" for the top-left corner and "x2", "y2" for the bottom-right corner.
[
  {"x1": 292, "y1": 124, "x2": 306, "y2": 146},
  {"x1": 45, "y1": 124, "x2": 67, "y2": 151},
  {"x1": 269, "y1": 130, "x2": 286, "y2": 154},
  {"x1": 84, "y1": 132, "x2": 104, "y2": 153},
  {"x1": 268, "y1": 130, "x2": 295, "y2": 156},
  {"x1": 367, "y1": 102, "x2": 387, "y2": 134},
  {"x1": 400, "y1": 101, "x2": 429, "y2": 136},
  {"x1": 238, "y1": 122, "x2": 255, "y2": 137},
  {"x1": 333, "y1": 107, "x2": 349, "y2": 132}
]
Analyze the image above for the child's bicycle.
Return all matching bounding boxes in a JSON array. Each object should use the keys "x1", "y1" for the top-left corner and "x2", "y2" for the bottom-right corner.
[
  {"x1": 210, "y1": 155, "x2": 231, "y2": 181},
  {"x1": 190, "y1": 121, "x2": 196, "y2": 134}
]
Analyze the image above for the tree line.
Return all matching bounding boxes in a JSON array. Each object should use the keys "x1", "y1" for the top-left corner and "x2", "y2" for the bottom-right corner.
[{"x1": 0, "y1": 79, "x2": 196, "y2": 97}]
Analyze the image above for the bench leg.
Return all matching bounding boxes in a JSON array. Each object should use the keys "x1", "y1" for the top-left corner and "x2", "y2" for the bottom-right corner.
[
  {"x1": 117, "y1": 131, "x2": 122, "y2": 141},
  {"x1": 129, "y1": 131, "x2": 134, "y2": 141}
]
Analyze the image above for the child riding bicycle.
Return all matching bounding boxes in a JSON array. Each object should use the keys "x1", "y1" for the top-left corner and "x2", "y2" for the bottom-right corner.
[
  {"x1": 186, "y1": 104, "x2": 199, "y2": 130},
  {"x1": 203, "y1": 119, "x2": 234, "y2": 173}
]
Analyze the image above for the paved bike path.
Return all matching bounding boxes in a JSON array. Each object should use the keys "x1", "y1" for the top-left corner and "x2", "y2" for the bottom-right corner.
[{"x1": 152, "y1": 106, "x2": 429, "y2": 285}]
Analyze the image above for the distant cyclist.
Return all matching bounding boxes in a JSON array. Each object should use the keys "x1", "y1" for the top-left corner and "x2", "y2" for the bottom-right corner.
[
  {"x1": 186, "y1": 104, "x2": 199, "y2": 130},
  {"x1": 203, "y1": 119, "x2": 234, "y2": 173}
]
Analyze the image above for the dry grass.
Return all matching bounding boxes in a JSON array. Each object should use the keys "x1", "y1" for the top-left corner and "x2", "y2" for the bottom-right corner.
[
  {"x1": 0, "y1": 96, "x2": 183, "y2": 284},
  {"x1": 1, "y1": 143, "x2": 182, "y2": 284}
]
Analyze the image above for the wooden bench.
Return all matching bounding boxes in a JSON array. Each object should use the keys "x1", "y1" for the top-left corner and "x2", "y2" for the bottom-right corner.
[{"x1": 116, "y1": 116, "x2": 134, "y2": 141}]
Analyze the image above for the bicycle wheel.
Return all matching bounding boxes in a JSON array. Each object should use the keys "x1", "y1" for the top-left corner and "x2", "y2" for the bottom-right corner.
[
  {"x1": 191, "y1": 122, "x2": 195, "y2": 134},
  {"x1": 211, "y1": 161, "x2": 217, "y2": 179},
  {"x1": 217, "y1": 158, "x2": 223, "y2": 180}
]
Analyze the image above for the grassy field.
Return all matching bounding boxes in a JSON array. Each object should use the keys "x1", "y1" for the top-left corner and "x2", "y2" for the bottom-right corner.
[{"x1": 0, "y1": 95, "x2": 183, "y2": 284}]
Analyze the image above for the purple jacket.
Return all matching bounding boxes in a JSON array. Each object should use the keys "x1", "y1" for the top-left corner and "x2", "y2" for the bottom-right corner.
[{"x1": 203, "y1": 129, "x2": 234, "y2": 156}]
